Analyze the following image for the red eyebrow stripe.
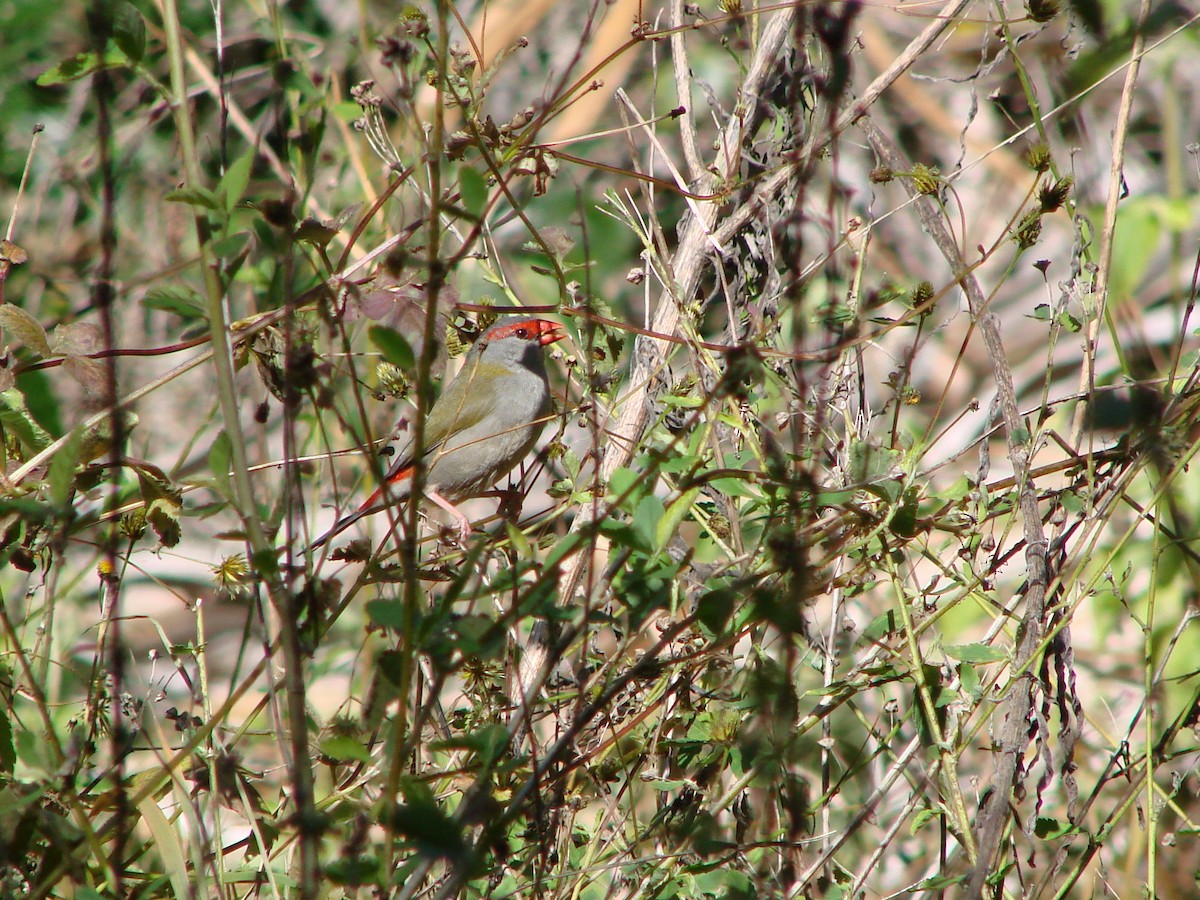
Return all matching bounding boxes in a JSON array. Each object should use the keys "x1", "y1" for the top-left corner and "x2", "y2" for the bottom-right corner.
[{"x1": 486, "y1": 319, "x2": 563, "y2": 342}]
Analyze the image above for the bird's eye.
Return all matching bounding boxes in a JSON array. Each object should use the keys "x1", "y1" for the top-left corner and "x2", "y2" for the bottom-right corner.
[{"x1": 515, "y1": 327, "x2": 529, "y2": 338}]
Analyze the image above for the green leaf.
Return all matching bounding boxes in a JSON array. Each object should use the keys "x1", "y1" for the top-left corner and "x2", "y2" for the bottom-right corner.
[
  {"x1": 661, "y1": 392, "x2": 703, "y2": 409},
  {"x1": 1056, "y1": 311, "x2": 1082, "y2": 332},
  {"x1": 608, "y1": 467, "x2": 642, "y2": 502},
  {"x1": 847, "y1": 438, "x2": 900, "y2": 485},
  {"x1": 36, "y1": 46, "x2": 131, "y2": 85},
  {"x1": 219, "y1": 149, "x2": 256, "y2": 212},
  {"x1": 0, "y1": 387, "x2": 54, "y2": 454},
  {"x1": 0, "y1": 700, "x2": 15, "y2": 774},
  {"x1": 1034, "y1": 816, "x2": 1082, "y2": 840},
  {"x1": 326, "y1": 856, "x2": 381, "y2": 888},
  {"x1": 145, "y1": 496, "x2": 181, "y2": 547},
  {"x1": 136, "y1": 464, "x2": 183, "y2": 548},
  {"x1": 250, "y1": 547, "x2": 281, "y2": 582},
  {"x1": 958, "y1": 662, "x2": 982, "y2": 699},
  {"x1": 320, "y1": 735, "x2": 372, "y2": 764},
  {"x1": 48, "y1": 430, "x2": 84, "y2": 508},
  {"x1": 944, "y1": 643, "x2": 1007, "y2": 664},
  {"x1": 692, "y1": 868, "x2": 753, "y2": 896},
  {"x1": 696, "y1": 587, "x2": 735, "y2": 635},
  {"x1": 386, "y1": 779, "x2": 464, "y2": 859},
  {"x1": 0, "y1": 303, "x2": 52, "y2": 357},
  {"x1": 889, "y1": 487, "x2": 920, "y2": 538},
  {"x1": 940, "y1": 475, "x2": 974, "y2": 503},
  {"x1": 1061, "y1": 488, "x2": 1084, "y2": 514},
  {"x1": 111, "y1": 1, "x2": 147, "y2": 63},
  {"x1": 366, "y1": 599, "x2": 407, "y2": 631},
  {"x1": 207, "y1": 430, "x2": 232, "y2": 500},
  {"x1": 1107, "y1": 201, "x2": 1159, "y2": 303},
  {"x1": 459, "y1": 167, "x2": 488, "y2": 217},
  {"x1": 209, "y1": 231, "x2": 252, "y2": 262},
  {"x1": 15, "y1": 725, "x2": 54, "y2": 777},
  {"x1": 911, "y1": 807, "x2": 943, "y2": 834},
  {"x1": 505, "y1": 520, "x2": 533, "y2": 558},
  {"x1": 544, "y1": 531, "x2": 586, "y2": 569},
  {"x1": 860, "y1": 610, "x2": 900, "y2": 644},
  {"x1": 632, "y1": 495, "x2": 665, "y2": 553},
  {"x1": 449, "y1": 613, "x2": 502, "y2": 657},
  {"x1": 597, "y1": 518, "x2": 647, "y2": 554},
  {"x1": 295, "y1": 217, "x2": 340, "y2": 247},
  {"x1": 913, "y1": 663, "x2": 949, "y2": 747},
  {"x1": 707, "y1": 475, "x2": 763, "y2": 499},
  {"x1": 559, "y1": 445, "x2": 581, "y2": 479},
  {"x1": 135, "y1": 787, "x2": 189, "y2": 900},
  {"x1": 656, "y1": 487, "x2": 699, "y2": 554},
  {"x1": 165, "y1": 186, "x2": 222, "y2": 210},
  {"x1": 429, "y1": 723, "x2": 508, "y2": 762},
  {"x1": 76, "y1": 410, "x2": 136, "y2": 464},
  {"x1": 916, "y1": 873, "x2": 965, "y2": 890},
  {"x1": 0, "y1": 498, "x2": 55, "y2": 530},
  {"x1": 861, "y1": 477, "x2": 904, "y2": 504},
  {"x1": 369, "y1": 325, "x2": 415, "y2": 370},
  {"x1": 143, "y1": 285, "x2": 205, "y2": 319}
]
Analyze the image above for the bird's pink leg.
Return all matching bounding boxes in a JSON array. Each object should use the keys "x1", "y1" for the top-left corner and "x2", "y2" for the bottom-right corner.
[{"x1": 426, "y1": 488, "x2": 474, "y2": 542}]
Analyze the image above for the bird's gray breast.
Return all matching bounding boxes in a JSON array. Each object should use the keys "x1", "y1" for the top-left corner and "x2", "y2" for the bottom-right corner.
[{"x1": 426, "y1": 365, "x2": 550, "y2": 496}]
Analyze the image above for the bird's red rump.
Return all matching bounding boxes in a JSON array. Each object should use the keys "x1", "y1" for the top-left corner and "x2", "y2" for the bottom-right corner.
[
  {"x1": 356, "y1": 465, "x2": 415, "y2": 513},
  {"x1": 387, "y1": 465, "x2": 416, "y2": 486}
]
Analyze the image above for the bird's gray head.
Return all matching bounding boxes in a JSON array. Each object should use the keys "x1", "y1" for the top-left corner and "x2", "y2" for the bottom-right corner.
[{"x1": 475, "y1": 318, "x2": 565, "y2": 371}]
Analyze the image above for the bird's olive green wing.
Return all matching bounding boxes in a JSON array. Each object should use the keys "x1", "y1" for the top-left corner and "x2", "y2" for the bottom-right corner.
[{"x1": 418, "y1": 357, "x2": 506, "y2": 452}]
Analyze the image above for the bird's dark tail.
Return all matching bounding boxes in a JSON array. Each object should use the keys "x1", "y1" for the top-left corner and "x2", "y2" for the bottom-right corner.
[{"x1": 307, "y1": 506, "x2": 371, "y2": 550}]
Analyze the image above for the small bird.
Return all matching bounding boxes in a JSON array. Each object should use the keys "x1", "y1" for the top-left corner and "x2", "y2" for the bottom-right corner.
[{"x1": 310, "y1": 317, "x2": 566, "y2": 549}]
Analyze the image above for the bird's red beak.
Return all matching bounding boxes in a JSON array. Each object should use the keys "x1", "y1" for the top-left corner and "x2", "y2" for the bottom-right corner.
[{"x1": 535, "y1": 320, "x2": 567, "y2": 347}]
